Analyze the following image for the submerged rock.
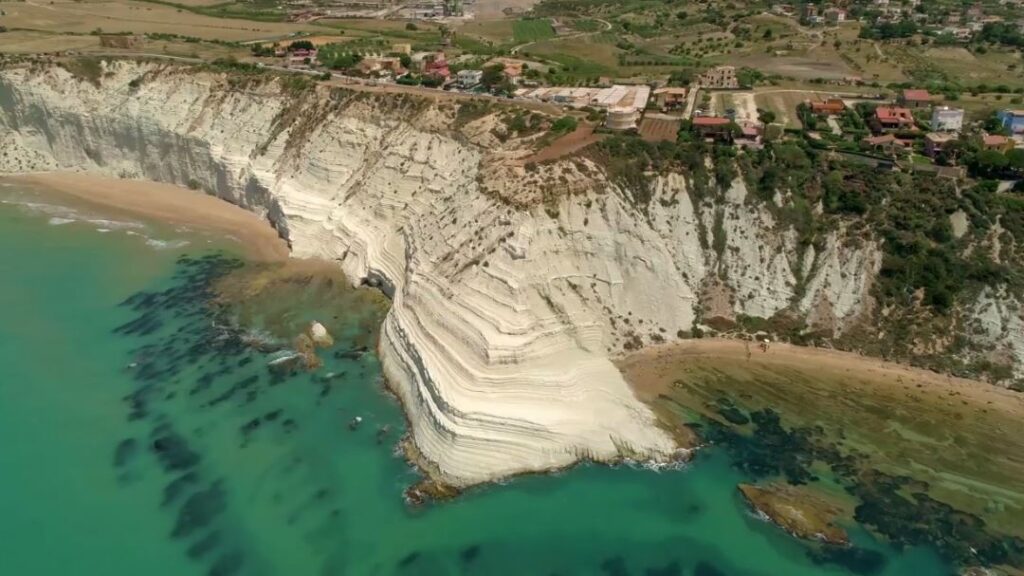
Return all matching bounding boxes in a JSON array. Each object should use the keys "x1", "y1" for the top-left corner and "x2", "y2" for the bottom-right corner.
[{"x1": 739, "y1": 483, "x2": 849, "y2": 545}]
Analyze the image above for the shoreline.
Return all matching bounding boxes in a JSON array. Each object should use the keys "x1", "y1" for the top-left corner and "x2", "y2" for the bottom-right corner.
[
  {"x1": 4, "y1": 172, "x2": 290, "y2": 262},
  {"x1": 619, "y1": 338, "x2": 1024, "y2": 415}
]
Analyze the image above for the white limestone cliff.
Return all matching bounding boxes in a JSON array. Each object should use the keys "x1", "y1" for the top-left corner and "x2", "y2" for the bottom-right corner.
[{"x1": 0, "y1": 61, "x2": 894, "y2": 486}]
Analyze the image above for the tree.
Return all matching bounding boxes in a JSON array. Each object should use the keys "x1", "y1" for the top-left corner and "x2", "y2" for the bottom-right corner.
[
  {"x1": 1007, "y1": 149, "x2": 1024, "y2": 173},
  {"x1": 551, "y1": 116, "x2": 578, "y2": 133},
  {"x1": 973, "y1": 150, "x2": 1009, "y2": 176},
  {"x1": 289, "y1": 40, "x2": 314, "y2": 51},
  {"x1": 481, "y1": 63, "x2": 509, "y2": 91}
]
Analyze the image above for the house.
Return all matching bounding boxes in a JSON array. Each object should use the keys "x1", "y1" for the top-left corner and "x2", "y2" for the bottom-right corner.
[
  {"x1": 874, "y1": 106, "x2": 915, "y2": 131},
  {"x1": 421, "y1": 53, "x2": 451, "y2": 80},
  {"x1": 899, "y1": 89, "x2": 933, "y2": 108},
  {"x1": 391, "y1": 43, "x2": 412, "y2": 55},
  {"x1": 824, "y1": 8, "x2": 846, "y2": 25},
  {"x1": 457, "y1": 69, "x2": 483, "y2": 88},
  {"x1": 692, "y1": 116, "x2": 734, "y2": 140},
  {"x1": 698, "y1": 66, "x2": 738, "y2": 89},
  {"x1": 924, "y1": 132, "x2": 957, "y2": 157},
  {"x1": 358, "y1": 56, "x2": 404, "y2": 77},
  {"x1": 862, "y1": 133, "x2": 907, "y2": 154},
  {"x1": 982, "y1": 133, "x2": 1014, "y2": 152},
  {"x1": 997, "y1": 110, "x2": 1024, "y2": 134},
  {"x1": 810, "y1": 98, "x2": 846, "y2": 116},
  {"x1": 930, "y1": 106, "x2": 964, "y2": 132},
  {"x1": 289, "y1": 49, "x2": 318, "y2": 65},
  {"x1": 486, "y1": 57, "x2": 527, "y2": 85},
  {"x1": 652, "y1": 87, "x2": 688, "y2": 111}
]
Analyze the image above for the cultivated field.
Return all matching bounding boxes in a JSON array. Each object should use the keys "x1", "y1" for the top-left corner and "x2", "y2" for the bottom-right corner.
[
  {"x1": 0, "y1": 0, "x2": 322, "y2": 42},
  {"x1": 512, "y1": 18, "x2": 555, "y2": 44},
  {"x1": 639, "y1": 116, "x2": 680, "y2": 143}
]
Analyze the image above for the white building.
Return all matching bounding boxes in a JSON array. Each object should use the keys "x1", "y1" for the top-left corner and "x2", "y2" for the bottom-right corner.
[
  {"x1": 605, "y1": 107, "x2": 639, "y2": 130},
  {"x1": 457, "y1": 69, "x2": 482, "y2": 88},
  {"x1": 931, "y1": 106, "x2": 965, "y2": 132}
]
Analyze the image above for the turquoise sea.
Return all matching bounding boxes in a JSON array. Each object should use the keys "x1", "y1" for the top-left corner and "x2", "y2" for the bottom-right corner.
[{"x1": 0, "y1": 183, "x2": 955, "y2": 576}]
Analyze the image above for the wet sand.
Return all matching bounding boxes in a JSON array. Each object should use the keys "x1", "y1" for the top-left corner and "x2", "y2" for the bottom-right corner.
[{"x1": 6, "y1": 172, "x2": 289, "y2": 262}]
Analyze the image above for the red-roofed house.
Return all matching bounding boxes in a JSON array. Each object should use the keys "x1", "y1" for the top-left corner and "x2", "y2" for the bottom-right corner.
[
  {"x1": 861, "y1": 133, "x2": 907, "y2": 155},
  {"x1": 692, "y1": 116, "x2": 733, "y2": 139},
  {"x1": 810, "y1": 99, "x2": 846, "y2": 116},
  {"x1": 981, "y1": 134, "x2": 1013, "y2": 152},
  {"x1": 423, "y1": 53, "x2": 451, "y2": 80},
  {"x1": 899, "y1": 89, "x2": 933, "y2": 108},
  {"x1": 874, "y1": 106, "x2": 915, "y2": 131}
]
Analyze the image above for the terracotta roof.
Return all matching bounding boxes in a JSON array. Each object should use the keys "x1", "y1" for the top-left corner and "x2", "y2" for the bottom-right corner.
[
  {"x1": 692, "y1": 116, "x2": 731, "y2": 126},
  {"x1": 863, "y1": 134, "x2": 902, "y2": 146},
  {"x1": 983, "y1": 134, "x2": 1010, "y2": 146},
  {"x1": 654, "y1": 87, "x2": 688, "y2": 96},
  {"x1": 902, "y1": 89, "x2": 932, "y2": 102},
  {"x1": 811, "y1": 99, "x2": 845, "y2": 113},
  {"x1": 875, "y1": 106, "x2": 914, "y2": 124}
]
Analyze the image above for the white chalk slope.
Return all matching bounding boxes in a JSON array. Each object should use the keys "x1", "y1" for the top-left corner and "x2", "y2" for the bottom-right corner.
[{"x1": 0, "y1": 62, "x2": 941, "y2": 485}]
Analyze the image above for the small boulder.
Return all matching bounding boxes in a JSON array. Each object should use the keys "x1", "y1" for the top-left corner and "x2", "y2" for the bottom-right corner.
[{"x1": 308, "y1": 321, "x2": 334, "y2": 348}]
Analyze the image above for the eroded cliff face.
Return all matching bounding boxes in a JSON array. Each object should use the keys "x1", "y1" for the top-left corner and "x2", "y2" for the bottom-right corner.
[{"x1": 1, "y1": 61, "x2": 1016, "y2": 485}]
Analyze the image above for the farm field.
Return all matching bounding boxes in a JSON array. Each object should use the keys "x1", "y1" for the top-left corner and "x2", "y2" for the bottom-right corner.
[
  {"x1": 0, "y1": 0, "x2": 322, "y2": 41},
  {"x1": 512, "y1": 18, "x2": 555, "y2": 44},
  {"x1": 639, "y1": 116, "x2": 681, "y2": 143},
  {"x1": 0, "y1": 30, "x2": 100, "y2": 53},
  {"x1": 456, "y1": 19, "x2": 515, "y2": 45}
]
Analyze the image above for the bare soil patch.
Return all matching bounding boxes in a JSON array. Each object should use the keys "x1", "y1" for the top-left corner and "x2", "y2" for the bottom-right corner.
[
  {"x1": 522, "y1": 122, "x2": 602, "y2": 164},
  {"x1": 639, "y1": 116, "x2": 680, "y2": 143}
]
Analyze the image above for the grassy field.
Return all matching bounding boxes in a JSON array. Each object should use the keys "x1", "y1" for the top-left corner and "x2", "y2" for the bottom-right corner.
[
  {"x1": 456, "y1": 19, "x2": 515, "y2": 45},
  {"x1": 512, "y1": 18, "x2": 555, "y2": 44}
]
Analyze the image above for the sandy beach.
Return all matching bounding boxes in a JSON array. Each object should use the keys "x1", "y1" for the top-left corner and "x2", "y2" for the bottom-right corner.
[
  {"x1": 619, "y1": 338, "x2": 1024, "y2": 416},
  {"x1": 5, "y1": 172, "x2": 290, "y2": 262}
]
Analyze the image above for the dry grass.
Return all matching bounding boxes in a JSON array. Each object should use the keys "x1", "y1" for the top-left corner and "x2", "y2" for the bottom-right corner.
[
  {"x1": 0, "y1": 30, "x2": 100, "y2": 53},
  {"x1": 0, "y1": 0, "x2": 322, "y2": 41}
]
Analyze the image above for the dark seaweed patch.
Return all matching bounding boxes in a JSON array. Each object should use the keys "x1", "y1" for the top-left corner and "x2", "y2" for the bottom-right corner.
[
  {"x1": 696, "y1": 407, "x2": 1024, "y2": 571},
  {"x1": 398, "y1": 551, "x2": 420, "y2": 569},
  {"x1": 600, "y1": 556, "x2": 630, "y2": 576},
  {"x1": 187, "y1": 531, "x2": 222, "y2": 559},
  {"x1": 163, "y1": 471, "x2": 200, "y2": 506},
  {"x1": 172, "y1": 481, "x2": 227, "y2": 539},
  {"x1": 644, "y1": 560, "x2": 681, "y2": 576},
  {"x1": 698, "y1": 408, "x2": 844, "y2": 485},
  {"x1": 806, "y1": 545, "x2": 887, "y2": 575},
  {"x1": 850, "y1": 470, "x2": 1024, "y2": 569},
  {"x1": 208, "y1": 550, "x2": 244, "y2": 576},
  {"x1": 693, "y1": 562, "x2": 726, "y2": 576},
  {"x1": 151, "y1": 429, "x2": 200, "y2": 473},
  {"x1": 114, "y1": 438, "x2": 138, "y2": 467},
  {"x1": 460, "y1": 544, "x2": 480, "y2": 563}
]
